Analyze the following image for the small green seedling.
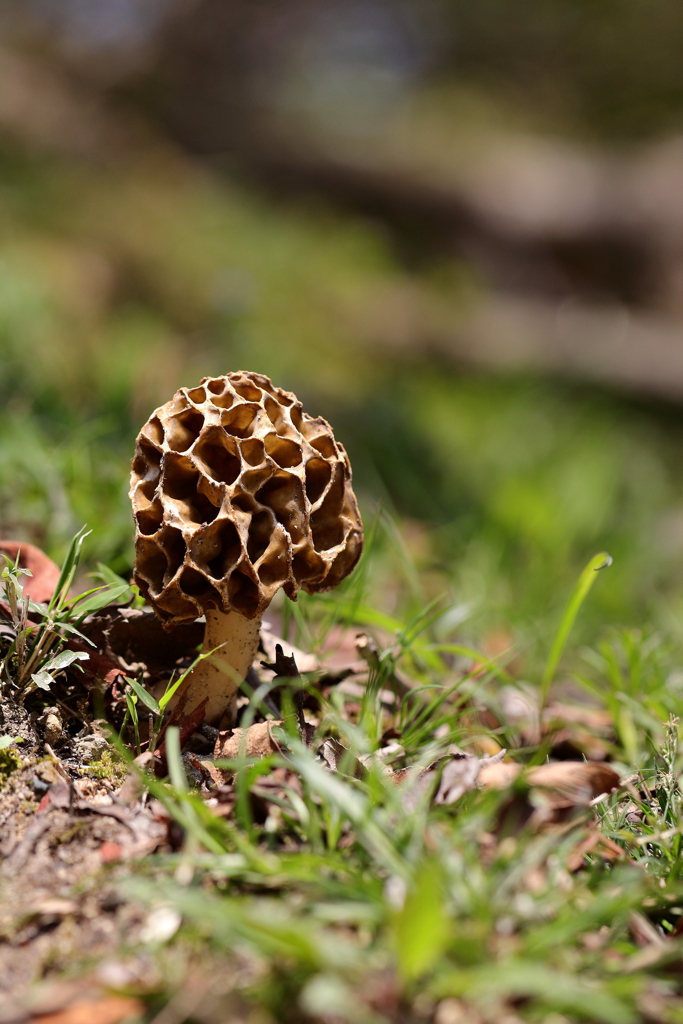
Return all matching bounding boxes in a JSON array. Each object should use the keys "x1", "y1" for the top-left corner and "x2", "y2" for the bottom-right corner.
[{"x1": 0, "y1": 527, "x2": 129, "y2": 701}]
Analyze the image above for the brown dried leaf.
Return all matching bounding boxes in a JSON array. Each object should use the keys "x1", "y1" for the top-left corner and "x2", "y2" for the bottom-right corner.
[
  {"x1": 479, "y1": 760, "x2": 620, "y2": 808},
  {"x1": 197, "y1": 759, "x2": 229, "y2": 788},
  {"x1": 214, "y1": 720, "x2": 284, "y2": 759},
  {"x1": 566, "y1": 826, "x2": 625, "y2": 871},
  {"x1": 629, "y1": 911, "x2": 667, "y2": 949},
  {"x1": 433, "y1": 749, "x2": 509, "y2": 804},
  {"x1": 435, "y1": 754, "x2": 493, "y2": 804},
  {"x1": 32, "y1": 995, "x2": 144, "y2": 1024},
  {"x1": 543, "y1": 702, "x2": 613, "y2": 730},
  {"x1": 320, "y1": 737, "x2": 365, "y2": 778},
  {"x1": 0, "y1": 540, "x2": 60, "y2": 604},
  {"x1": 527, "y1": 761, "x2": 620, "y2": 807}
]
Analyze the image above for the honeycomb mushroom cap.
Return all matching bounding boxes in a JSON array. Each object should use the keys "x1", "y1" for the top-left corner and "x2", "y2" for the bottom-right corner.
[{"x1": 130, "y1": 372, "x2": 363, "y2": 626}]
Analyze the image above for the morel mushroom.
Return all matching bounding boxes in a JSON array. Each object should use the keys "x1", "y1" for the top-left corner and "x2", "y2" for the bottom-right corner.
[{"x1": 130, "y1": 372, "x2": 363, "y2": 725}]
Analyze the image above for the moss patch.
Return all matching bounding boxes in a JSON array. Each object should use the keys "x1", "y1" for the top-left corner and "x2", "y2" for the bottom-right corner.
[
  {"x1": 86, "y1": 749, "x2": 128, "y2": 786},
  {"x1": 0, "y1": 746, "x2": 22, "y2": 787}
]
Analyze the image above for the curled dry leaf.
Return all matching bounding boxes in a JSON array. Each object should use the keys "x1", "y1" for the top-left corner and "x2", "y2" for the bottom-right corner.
[
  {"x1": 479, "y1": 760, "x2": 621, "y2": 808},
  {"x1": 434, "y1": 750, "x2": 507, "y2": 804},
  {"x1": 434, "y1": 749, "x2": 507, "y2": 805},
  {"x1": 0, "y1": 540, "x2": 61, "y2": 604},
  {"x1": 629, "y1": 911, "x2": 668, "y2": 949},
  {"x1": 566, "y1": 826, "x2": 625, "y2": 871},
  {"x1": 32, "y1": 995, "x2": 145, "y2": 1024},
  {"x1": 320, "y1": 737, "x2": 366, "y2": 779},
  {"x1": 543, "y1": 702, "x2": 613, "y2": 729},
  {"x1": 214, "y1": 720, "x2": 284, "y2": 760},
  {"x1": 529, "y1": 761, "x2": 621, "y2": 807}
]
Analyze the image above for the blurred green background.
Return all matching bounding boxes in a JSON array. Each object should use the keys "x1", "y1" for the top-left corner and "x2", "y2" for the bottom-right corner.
[{"x1": 4, "y1": 0, "x2": 683, "y2": 655}]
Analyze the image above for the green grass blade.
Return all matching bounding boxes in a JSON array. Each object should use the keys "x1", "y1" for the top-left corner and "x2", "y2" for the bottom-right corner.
[
  {"x1": 166, "y1": 725, "x2": 187, "y2": 793},
  {"x1": 157, "y1": 647, "x2": 219, "y2": 713},
  {"x1": 67, "y1": 583, "x2": 130, "y2": 618},
  {"x1": 48, "y1": 526, "x2": 91, "y2": 612},
  {"x1": 541, "y1": 551, "x2": 612, "y2": 708},
  {"x1": 127, "y1": 676, "x2": 161, "y2": 716}
]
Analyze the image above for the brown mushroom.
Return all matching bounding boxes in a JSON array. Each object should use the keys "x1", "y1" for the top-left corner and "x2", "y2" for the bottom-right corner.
[{"x1": 130, "y1": 372, "x2": 363, "y2": 726}]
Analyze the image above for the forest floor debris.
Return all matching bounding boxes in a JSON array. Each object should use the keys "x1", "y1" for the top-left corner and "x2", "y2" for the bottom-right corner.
[{"x1": 2, "y1": 539, "x2": 683, "y2": 1022}]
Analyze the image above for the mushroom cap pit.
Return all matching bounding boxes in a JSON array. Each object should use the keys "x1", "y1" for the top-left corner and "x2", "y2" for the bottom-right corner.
[{"x1": 130, "y1": 372, "x2": 363, "y2": 626}]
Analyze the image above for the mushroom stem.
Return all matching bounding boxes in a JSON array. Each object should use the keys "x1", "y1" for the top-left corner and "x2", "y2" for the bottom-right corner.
[{"x1": 176, "y1": 608, "x2": 262, "y2": 727}]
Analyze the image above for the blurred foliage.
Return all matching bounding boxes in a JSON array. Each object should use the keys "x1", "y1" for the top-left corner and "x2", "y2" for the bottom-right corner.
[
  {"x1": 3, "y1": 135, "x2": 683, "y2": 649},
  {"x1": 442, "y1": 0, "x2": 683, "y2": 139},
  {"x1": 136, "y1": 0, "x2": 683, "y2": 148}
]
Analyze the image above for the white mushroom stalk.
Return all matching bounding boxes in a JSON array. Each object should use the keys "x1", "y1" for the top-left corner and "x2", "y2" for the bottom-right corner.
[
  {"x1": 179, "y1": 608, "x2": 261, "y2": 726},
  {"x1": 130, "y1": 372, "x2": 363, "y2": 727}
]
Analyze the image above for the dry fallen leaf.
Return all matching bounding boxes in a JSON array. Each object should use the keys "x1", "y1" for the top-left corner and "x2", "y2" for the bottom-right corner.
[
  {"x1": 566, "y1": 826, "x2": 625, "y2": 871},
  {"x1": 528, "y1": 761, "x2": 621, "y2": 807},
  {"x1": 214, "y1": 720, "x2": 284, "y2": 760},
  {"x1": 320, "y1": 737, "x2": 366, "y2": 778},
  {"x1": 0, "y1": 540, "x2": 61, "y2": 604},
  {"x1": 32, "y1": 995, "x2": 144, "y2": 1024},
  {"x1": 479, "y1": 760, "x2": 620, "y2": 807},
  {"x1": 543, "y1": 702, "x2": 613, "y2": 729},
  {"x1": 435, "y1": 750, "x2": 507, "y2": 804},
  {"x1": 477, "y1": 762, "x2": 521, "y2": 790},
  {"x1": 629, "y1": 911, "x2": 667, "y2": 949}
]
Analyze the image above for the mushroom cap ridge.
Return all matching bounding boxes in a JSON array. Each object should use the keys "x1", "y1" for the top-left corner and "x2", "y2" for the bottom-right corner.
[{"x1": 130, "y1": 372, "x2": 363, "y2": 626}]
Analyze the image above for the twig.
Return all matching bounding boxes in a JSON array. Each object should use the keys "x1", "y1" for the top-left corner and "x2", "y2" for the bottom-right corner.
[{"x1": 261, "y1": 644, "x2": 307, "y2": 741}]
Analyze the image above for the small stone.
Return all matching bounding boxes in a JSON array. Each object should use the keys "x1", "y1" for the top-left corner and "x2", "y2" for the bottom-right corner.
[
  {"x1": 73, "y1": 732, "x2": 110, "y2": 763},
  {"x1": 139, "y1": 906, "x2": 181, "y2": 944},
  {"x1": 40, "y1": 707, "x2": 62, "y2": 745}
]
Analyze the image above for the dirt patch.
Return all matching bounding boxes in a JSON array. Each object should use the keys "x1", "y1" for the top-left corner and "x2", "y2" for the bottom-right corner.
[
  {"x1": 0, "y1": 701, "x2": 39, "y2": 759},
  {"x1": 0, "y1": 751, "x2": 169, "y2": 1001}
]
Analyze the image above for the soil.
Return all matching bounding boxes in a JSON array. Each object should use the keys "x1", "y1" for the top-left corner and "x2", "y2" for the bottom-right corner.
[
  {"x1": 0, "y1": 606, "x2": 200, "y2": 1018},
  {"x1": 0, "y1": 740, "x2": 169, "y2": 1017},
  {"x1": 0, "y1": 598, "x2": 372, "y2": 1020}
]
